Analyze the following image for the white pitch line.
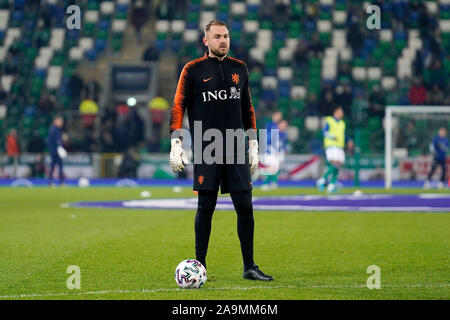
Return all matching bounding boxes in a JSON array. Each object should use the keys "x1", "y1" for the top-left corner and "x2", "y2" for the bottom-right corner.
[{"x1": 0, "y1": 283, "x2": 448, "y2": 299}]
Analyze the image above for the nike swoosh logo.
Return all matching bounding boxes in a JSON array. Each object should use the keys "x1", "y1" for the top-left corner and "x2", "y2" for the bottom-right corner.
[{"x1": 203, "y1": 77, "x2": 213, "y2": 82}]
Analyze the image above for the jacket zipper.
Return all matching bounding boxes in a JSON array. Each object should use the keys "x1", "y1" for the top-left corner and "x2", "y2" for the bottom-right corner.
[{"x1": 219, "y1": 63, "x2": 224, "y2": 80}]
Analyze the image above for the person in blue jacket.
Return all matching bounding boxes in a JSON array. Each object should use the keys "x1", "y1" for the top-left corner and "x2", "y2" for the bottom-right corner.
[{"x1": 47, "y1": 115, "x2": 67, "y2": 186}]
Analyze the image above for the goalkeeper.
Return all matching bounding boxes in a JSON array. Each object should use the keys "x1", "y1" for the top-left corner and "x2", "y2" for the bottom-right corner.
[
  {"x1": 168, "y1": 20, "x2": 273, "y2": 281},
  {"x1": 424, "y1": 127, "x2": 448, "y2": 189},
  {"x1": 316, "y1": 106, "x2": 353, "y2": 193}
]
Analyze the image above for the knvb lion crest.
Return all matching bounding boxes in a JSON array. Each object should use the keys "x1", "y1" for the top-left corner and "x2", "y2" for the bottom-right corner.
[{"x1": 198, "y1": 175, "x2": 204, "y2": 185}]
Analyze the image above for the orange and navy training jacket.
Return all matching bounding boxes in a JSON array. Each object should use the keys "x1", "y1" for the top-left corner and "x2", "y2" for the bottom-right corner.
[{"x1": 169, "y1": 52, "x2": 257, "y2": 159}]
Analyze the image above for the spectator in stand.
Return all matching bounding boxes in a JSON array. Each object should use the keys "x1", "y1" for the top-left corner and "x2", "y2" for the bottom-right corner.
[
  {"x1": 308, "y1": 33, "x2": 324, "y2": 58},
  {"x1": 83, "y1": 79, "x2": 101, "y2": 102},
  {"x1": 425, "y1": 58, "x2": 446, "y2": 89},
  {"x1": 368, "y1": 84, "x2": 385, "y2": 118},
  {"x1": 417, "y1": 3, "x2": 432, "y2": 40},
  {"x1": 338, "y1": 62, "x2": 352, "y2": 81},
  {"x1": 27, "y1": 130, "x2": 46, "y2": 153},
  {"x1": 81, "y1": 129, "x2": 98, "y2": 153},
  {"x1": 128, "y1": 107, "x2": 145, "y2": 147},
  {"x1": 79, "y1": 98, "x2": 99, "y2": 128},
  {"x1": 274, "y1": 0, "x2": 289, "y2": 24},
  {"x1": 397, "y1": 120, "x2": 419, "y2": 156},
  {"x1": 260, "y1": 0, "x2": 275, "y2": 20},
  {"x1": 305, "y1": 93, "x2": 320, "y2": 116},
  {"x1": 429, "y1": 30, "x2": 444, "y2": 61},
  {"x1": 4, "y1": 53, "x2": 19, "y2": 75},
  {"x1": 118, "y1": 146, "x2": 140, "y2": 178},
  {"x1": 100, "y1": 118, "x2": 116, "y2": 153},
  {"x1": 142, "y1": 44, "x2": 160, "y2": 62},
  {"x1": 408, "y1": 77, "x2": 427, "y2": 105},
  {"x1": 351, "y1": 91, "x2": 369, "y2": 125},
  {"x1": 346, "y1": 9, "x2": 364, "y2": 57},
  {"x1": 38, "y1": 92, "x2": 56, "y2": 114},
  {"x1": 427, "y1": 84, "x2": 444, "y2": 106},
  {"x1": 319, "y1": 85, "x2": 336, "y2": 116},
  {"x1": 293, "y1": 40, "x2": 308, "y2": 69},
  {"x1": 68, "y1": 72, "x2": 84, "y2": 109},
  {"x1": 444, "y1": 91, "x2": 450, "y2": 106},
  {"x1": 6, "y1": 128, "x2": 20, "y2": 178},
  {"x1": 0, "y1": 83, "x2": 6, "y2": 103},
  {"x1": 115, "y1": 103, "x2": 130, "y2": 152},
  {"x1": 131, "y1": 0, "x2": 148, "y2": 44},
  {"x1": 413, "y1": 50, "x2": 424, "y2": 77},
  {"x1": 335, "y1": 82, "x2": 353, "y2": 116},
  {"x1": 155, "y1": 0, "x2": 184, "y2": 20},
  {"x1": 39, "y1": 2, "x2": 52, "y2": 28}
]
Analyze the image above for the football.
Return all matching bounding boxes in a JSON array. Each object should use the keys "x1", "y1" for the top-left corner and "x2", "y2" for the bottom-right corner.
[
  {"x1": 174, "y1": 259, "x2": 207, "y2": 289},
  {"x1": 78, "y1": 177, "x2": 90, "y2": 188}
]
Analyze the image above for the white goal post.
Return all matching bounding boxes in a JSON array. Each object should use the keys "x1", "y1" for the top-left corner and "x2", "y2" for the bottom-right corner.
[{"x1": 385, "y1": 106, "x2": 450, "y2": 189}]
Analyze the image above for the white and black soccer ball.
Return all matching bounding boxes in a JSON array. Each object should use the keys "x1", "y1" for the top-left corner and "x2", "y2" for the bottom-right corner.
[
  {"x1": 78, "y1": 177, "x2": 90, "y2": 187},
  {"x1": 174, "y1": 259, "x2": 207, "y2": 289}
]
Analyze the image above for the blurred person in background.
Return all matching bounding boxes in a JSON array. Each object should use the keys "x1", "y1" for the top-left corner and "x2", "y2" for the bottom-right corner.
[
  {"x1": 47, "y1": 115, "x2": 67, "y2": 186},
  {"x1": 368, "y1": 84, "x2": 385, "y2": 118},
  {"x1": 143, "y1": 44, "x2": 160, "y2": 62},
  {"x1": 68, "y1": 72, "x2": 84, "y2": 109},
  {"x1": 131, "y1": 0, "x2": 148, "y2": 44},
  {"x1": 0, "y1": 83, "x2": 6, "y2": 102},
  {"x1": 427, "y1": 84, "x2": 444, "y2": 106},
  {"x1": 424, "y1": 127, "x2": 448, "y2": 190},
  {"x1": 37, "y1": 91, "x2": 56, "y2": 114},
  {"x1": 27, "y1": 130, "x2": 46, "y2": 153},
  {"x1": 83, "y1": 79, "x2": 101, "y2": 102},
  {"x1": 319, "y1": 83, "x2": 336, "y2": 116},
  {"x1": 397, "y1": 120, "x2": 419, "y2": 156},
  {"x1": 316, "y1": 106, "x2": 353, "y2": 193},
  {"x1": 408, "y1": 77, "x2": 427, "y2": 105},
  {"x1": 6, "y1": 128, "x2": 19, "y2": 178},
  {"x1": 335, "y1": 82, "x2": 353, "y2": 116},
  {"x1": 261, "y1": 118, "x2": 289, "y2": 191},
  {"x1": 29, "y1": 153, "x2": 46, "y2": 178},
  {"x1": 148, "y1": 94, "x2": 169, "y2": 137},
  {"x1": 118, "y1": 146, "x2": 140, "y2": 178},
  {"x1": 79, "y1": 97, "x2": 99, "y2": 129},
  {"x1": 305, "y1": 92, "x2": 320, "y2": 116}
]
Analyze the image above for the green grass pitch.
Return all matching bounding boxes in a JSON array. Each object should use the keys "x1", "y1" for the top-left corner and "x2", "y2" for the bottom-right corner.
[{"x1": 0, "y1": 186, "x2": 448, "y2": 300}]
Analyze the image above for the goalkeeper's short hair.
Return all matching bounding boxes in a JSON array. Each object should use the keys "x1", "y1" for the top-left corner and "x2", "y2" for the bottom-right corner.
[{"x1": 204, "y1": 20, "x2": 228, "y2": 36}]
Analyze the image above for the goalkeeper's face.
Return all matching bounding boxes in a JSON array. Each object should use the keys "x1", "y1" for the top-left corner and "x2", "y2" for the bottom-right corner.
[{"x1": 204, "y1": 25, "x2": 230, "y2": 58}]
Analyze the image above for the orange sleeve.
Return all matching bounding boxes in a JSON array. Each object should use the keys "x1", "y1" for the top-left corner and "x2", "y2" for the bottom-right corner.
[
  {"x1": 169, "y1": 64, "x2": 192, "y2": 134},
  {"x1": 241, "y1": 65, "x2": 257, "y2": 133}
]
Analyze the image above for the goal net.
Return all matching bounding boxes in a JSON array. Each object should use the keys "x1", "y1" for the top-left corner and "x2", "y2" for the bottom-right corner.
[{"x1": 384, "y1": 106, "x2": 450, "y2": 189}]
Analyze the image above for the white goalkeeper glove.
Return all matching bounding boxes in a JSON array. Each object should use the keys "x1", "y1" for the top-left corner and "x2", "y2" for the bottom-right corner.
[
  {"x1": 57, "y1": 146, "x2": 67, "y2": 159},
  {"x1": 169, "y1": 138, "x2": 189, "y2": 173},
  {"x1": 248, "y1": 140, "x2": 259, "y2": 174}
]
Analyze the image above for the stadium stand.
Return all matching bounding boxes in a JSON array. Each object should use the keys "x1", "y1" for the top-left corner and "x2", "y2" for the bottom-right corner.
[
  {"x1": 0, "y1": 0, "x2": 129, "y2": 152},
  {"x1": 0, "y1": 0, "x2": 449, "y2": 157},
  {"x1": 153, "y1": 0, "x2": 450, "y2": 155}
]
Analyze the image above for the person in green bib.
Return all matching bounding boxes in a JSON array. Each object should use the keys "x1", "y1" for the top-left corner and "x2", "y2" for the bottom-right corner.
[{"x1": 316, "y1": 106, "x2": 353, "y2": 193}]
